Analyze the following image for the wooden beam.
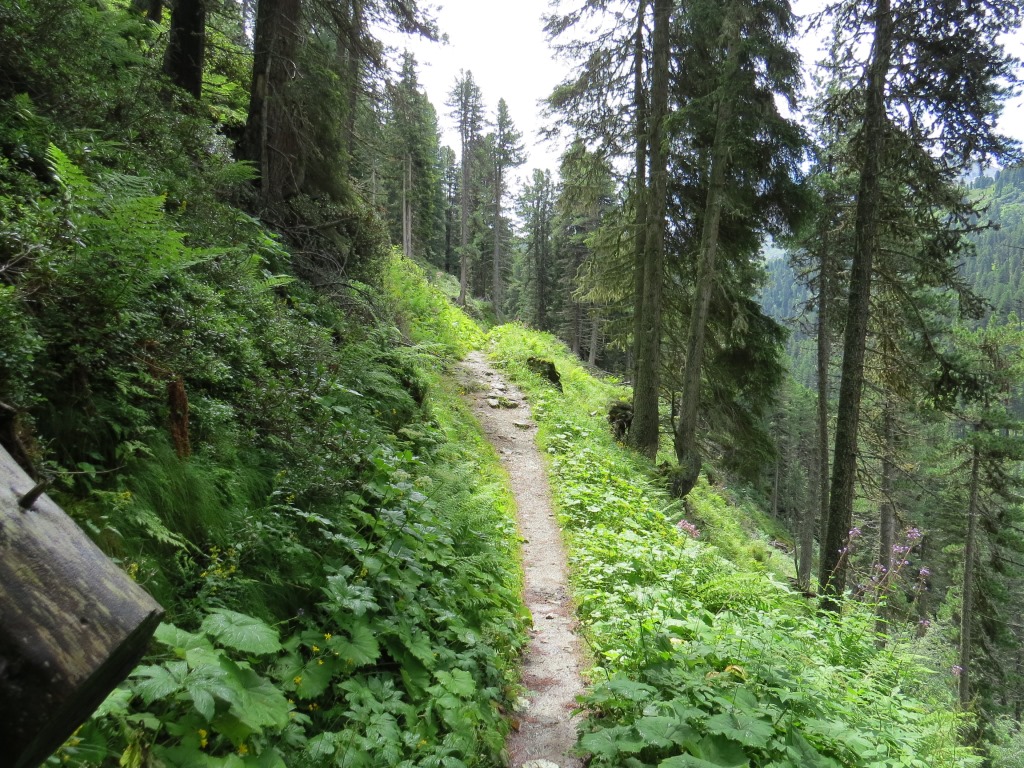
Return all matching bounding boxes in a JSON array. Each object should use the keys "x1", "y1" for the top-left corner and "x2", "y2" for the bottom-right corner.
[{"x1": 0, "y1": 445, "x2": 163, "y2": 768}]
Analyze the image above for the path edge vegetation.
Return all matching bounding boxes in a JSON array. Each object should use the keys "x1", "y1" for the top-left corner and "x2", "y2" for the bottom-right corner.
[{"x1": 484, "y1": 321, "x2": 979, "y2": 768}]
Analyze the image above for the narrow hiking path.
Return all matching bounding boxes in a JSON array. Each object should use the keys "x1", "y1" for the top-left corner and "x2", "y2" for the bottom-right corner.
[{"x1": 456, "y1": 352, "x2": 586, "y2": 768}]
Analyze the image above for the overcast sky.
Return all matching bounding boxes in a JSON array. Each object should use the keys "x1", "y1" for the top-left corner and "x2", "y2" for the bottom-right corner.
[
  {"x1": 385, "y1": 0, "x2": 567, "y2": 186},
  {"x1": 384, "y1": 0, "x2": 1024, "y2": 193}
]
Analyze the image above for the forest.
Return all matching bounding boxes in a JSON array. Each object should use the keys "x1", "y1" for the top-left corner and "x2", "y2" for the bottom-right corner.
[{"x1": 1, "y1": 0, "x2": 1024, "y2": 765}]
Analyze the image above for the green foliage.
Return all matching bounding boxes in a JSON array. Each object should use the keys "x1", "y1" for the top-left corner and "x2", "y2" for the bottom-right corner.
[
  {"x1": 488, "y1": 323, "x2": 976, "y2": 768},
  {"x1": 56, "y1": 271, "x2": 527, "y2": 768},
  {"x1": 386, "y1": 253, "x2": 485, "y2": 358}
]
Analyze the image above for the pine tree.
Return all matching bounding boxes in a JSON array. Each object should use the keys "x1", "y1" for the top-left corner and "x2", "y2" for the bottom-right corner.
[
  {"x1": 668, "y1": 0, "x2": 806, "y2": 497},
  {"x1": 448, "y1": 70, "x2": 487, "y2": 305},
  {"x1": 487, "y1": 99, "x2": 525, "y2": 320},
  {"x1": 817, "y1": 0, "x2": 1020, "y2": 606}
]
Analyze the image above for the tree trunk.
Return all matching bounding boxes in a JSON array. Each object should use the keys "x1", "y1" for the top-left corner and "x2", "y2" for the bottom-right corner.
[
  {"x1": 810, "y1": 256, "x2": 831, "y2": 590},
  {"x1": 819, "y1": 0, "x2": 892, "y2": 608},
  {"x1": 242, "y1": 0, "x2": 304, "y2": 203},
  {"x1": 163, "y1": 0, "x2": 205, "y2": 99},
  {"x1": 493, "y1": 166, "x2": 503, "y2": 321},
  {"x1": 132, "y1": 0, "x2": 163, "y2": 22},
  {"x1": 345, "y1": 0, "x2": 364, "y2": 168},
  {"x1": 959, "y1": 442, "x2": 981, "y2": 708},
  {"x1": 671, "y1": 25, "x2": 737, "y2": 497},
  {"x1": 628, "y1": 0, "x2": 666, "y2": 459},
  {"x1": 630, "y1": 0, "x2": 648, "y2": 388},
  {"x1": 588, "y1": 311, "x2": 601, "y2": 366},
  {"x1": 875, "y1": 403, "x2": 896, "y2": 640},
  {"x1": 402, "y1": 154, "x2": 413, "y2": 258},
  {"x1": 0, "y1": 446, "x2": 163, "y2": 768}
]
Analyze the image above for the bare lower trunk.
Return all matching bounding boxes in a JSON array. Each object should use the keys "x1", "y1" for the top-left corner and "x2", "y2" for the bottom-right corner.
[
  {"x1": 163, "y1": 0, "x2": 206, "y2": 99},
  {"x1": 875, "y1": 404, "x2": 895, "y2": 641},
  {"x1": 402, "y1": 155, "x2": 413, "y2": 258},
  {"x1": 459, "y1": 152, "x2": 469, "y2": 305},
  {"x1": 628, "y1": 0, "x2": 667, "y2": 459},
  {"x1": 588, "y1": 312, "x2": 600, "y2": 366},
  {"x1": 493, "y1": 169, "x2": 503, "y2": 321},
  {"x1": 820, "y1": 0, "x2": 892, "y2": 608},
  {"x1": 959, "y1": 443, "x2": 981, "y2": 707},
  {"x1": 810, "y1": 259, "x2": 831, "y2": 590},
  {"x1": 630, "y1": 0, "x2": 648, "y2": 388},
  {"x1": 242, "y1": 0, "x2": 304, "y2": 203}
]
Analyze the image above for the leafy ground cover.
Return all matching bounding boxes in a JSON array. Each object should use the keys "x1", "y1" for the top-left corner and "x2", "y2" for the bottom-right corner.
[
  {"x1": 25, "y1": 232, "x2": 529, "y2": 766},
  {"x1": 487, "y1": 324, "x2": 976, "y2": 768}
]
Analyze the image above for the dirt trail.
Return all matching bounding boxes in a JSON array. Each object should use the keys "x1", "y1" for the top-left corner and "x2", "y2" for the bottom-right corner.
[{"x1": 456, "y1": 352, "x2": 586, "y2": 768}]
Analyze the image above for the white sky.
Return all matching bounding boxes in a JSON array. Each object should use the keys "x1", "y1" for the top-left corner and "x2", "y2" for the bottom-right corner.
[
  {"x1": 383, "y1": 0, "x2": 568, "y2": 188},
  {"x1": 382, "y1": 0, "x2": 1024, "y2": 192}
]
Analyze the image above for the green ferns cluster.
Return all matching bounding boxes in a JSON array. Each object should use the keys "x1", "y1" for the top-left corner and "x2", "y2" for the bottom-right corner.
[
  {"x1": 1, "y1": 119, "x2": 527, "y2": 766},
  {"x1": 487, "y1": 325, "x2": 976, "y2": 768}
]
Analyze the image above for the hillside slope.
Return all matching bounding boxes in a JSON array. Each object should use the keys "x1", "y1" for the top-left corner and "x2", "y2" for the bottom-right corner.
[{"x1": 484, "y1": 322, "x2": 974, "y2": 767}]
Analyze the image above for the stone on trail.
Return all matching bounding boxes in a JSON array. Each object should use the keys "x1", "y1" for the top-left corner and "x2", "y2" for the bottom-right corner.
[{"x1": 521, "y1": 762, "x2": 561, "y2": 768}]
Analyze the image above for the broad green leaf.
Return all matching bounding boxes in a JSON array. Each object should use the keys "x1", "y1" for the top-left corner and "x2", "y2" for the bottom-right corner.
[
  {"x1": 201, "y1": 609, "x2": 282, "y2": 655},
  {"x1": 296, "y1": 657, "x2": 336, "y2": 699},
  {"x1": 227, "y1": 664, "x2": 291, "y2": 729},
  {"x1": 595, "y1": 677, "x2": 657, "y2": 703},
  {"x1": 659, "y1": 754, "x2": 734, "y2": 768},
  {"x1": 334, "y1": 621, "x2": 380, "y2": 667},
  {"x1": 433, "y1": 669, "x2": 477, "y2": 698},
  {"x1": 635, "y1": 716, "x2": 698, "y2": 748},
  {"x1": 133, "y1": 662, "x2": 186, "y2": 703},
  {"x1": 784, "y1": 728, "x2": 834, "y2": 767},
  {"x1": 705, "y1": 712, "x2": 774, "y2": 748},
  {"x1": 155, "y1": 623, "x2": 211, "y2": 656},
  {"x1": 699, "y1": 735, "x2": 749, "y2": 767},
  {"x1": 95, "y1": 686, "x2": 133, "y2": 718},
  {"x1": 579, "y1": 727, "x2": 638, "y2": 759},
  {"x1": 185, "y1": 680, "x2": 216, "y2": 720}
]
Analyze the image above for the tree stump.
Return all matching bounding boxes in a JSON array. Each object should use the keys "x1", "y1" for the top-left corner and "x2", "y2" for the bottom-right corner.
[{"x1": 0, "y1": 446, "x2": 163, "y2": 768}]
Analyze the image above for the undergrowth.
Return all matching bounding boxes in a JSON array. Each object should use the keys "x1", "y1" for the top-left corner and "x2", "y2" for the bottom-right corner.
[{"x1": 487, "y1": 324, "x2": 977, "y2": 768}]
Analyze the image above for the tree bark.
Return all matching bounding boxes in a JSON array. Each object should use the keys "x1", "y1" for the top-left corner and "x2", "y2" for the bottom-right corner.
[
  {"x1": 628, "y1": 0, "x2": 666, "y2": 459},
  {"x1": 163, "y1": 0, "x2": 205, "y2": 99},
  {"x1": 819, "y1": 0, "x2": 892, "y2": 608},
  {"x1": 132, "y1": 0, "x2": 163, "y2": 22},
  {"x1": 875, "y1": 402, "x2": 896, "y2": 639},
  {"x1": 809, "y1": 255, "x2": 831, "y2": 590},
  {"x1": 588, "y1": 311, "x2": 601, "y2": 366},
  {"x1": 493, "y1": 165, "x2": 503, "y2": 320},
  {"x1": 959, "y1": 442, "x2": 981, "y2": 708},
  {"x1": 0, "y1": 446, "x2": 163, "y2": 768},
  {"x1": 630, "y1": 0, "x2": 648, "y2": 388},
  {"x1": 402, "y1": 154, "x2": 413, "y2": 258},
  {"x1": 242, "y1": 0, "x2": 304, "y2": 203}
]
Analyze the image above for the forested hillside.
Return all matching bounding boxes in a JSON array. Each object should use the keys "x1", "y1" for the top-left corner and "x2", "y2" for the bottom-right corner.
[
  {"x1": 759, "y1": 162, "x2": 1024, "y2": 757},
  {"x1": 3, "y1": 0, "x2": 1024, "y2": 765}
]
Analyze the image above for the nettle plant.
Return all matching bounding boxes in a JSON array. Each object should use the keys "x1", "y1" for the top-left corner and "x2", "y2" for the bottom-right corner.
[{"x1": 60, "y1": 443, "x2": 525, "y2": 768}]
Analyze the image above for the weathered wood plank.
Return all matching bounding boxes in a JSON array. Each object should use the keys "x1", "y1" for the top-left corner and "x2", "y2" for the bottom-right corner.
[{"x1": 0, "y1": 445, "x2": 163, "y2": 768}]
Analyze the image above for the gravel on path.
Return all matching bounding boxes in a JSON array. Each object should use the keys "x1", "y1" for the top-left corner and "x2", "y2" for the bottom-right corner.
[{"x1": 457, "y1": 352, "x2": 587, "y2": 768}]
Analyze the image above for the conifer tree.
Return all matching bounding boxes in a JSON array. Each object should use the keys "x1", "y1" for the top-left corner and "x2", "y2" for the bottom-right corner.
[
  {"x1": 668, "y1": 0, "x2": 805, "y2": 497},
  {"x1": 816, "y1": 0, "x2": 1021, "y2": 606},
  {"x1": 487, "y1": 98, "x2": 525, "y2": 319},
  {"x1": 448, "y1": 70, "x2": 486, "y2": 305}
]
